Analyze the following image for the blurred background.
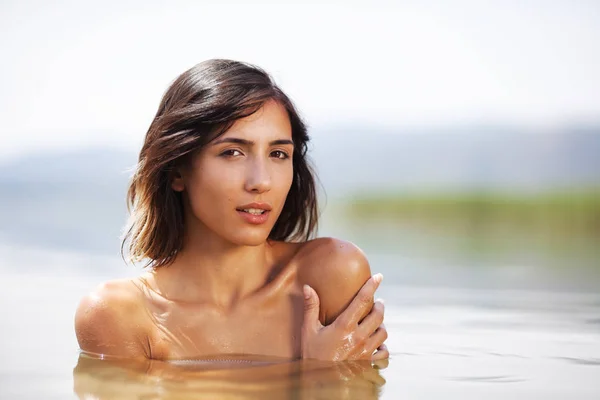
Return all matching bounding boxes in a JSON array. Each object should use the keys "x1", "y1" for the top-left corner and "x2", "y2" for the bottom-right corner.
[
  {"x1": 1, "y1": 0, "x2": 598, "y2": 289},
  {"x1": 1, "y1": 0, "x2": 599, "y2": 399}
]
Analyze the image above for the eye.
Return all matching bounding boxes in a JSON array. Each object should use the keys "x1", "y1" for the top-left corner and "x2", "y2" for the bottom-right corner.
[
  {"x1": 271, "y1": 150, "x2": 290, "y2": 160},
  {"x1": 220, "y1": 149, "x2": 243, "y2": 157}
]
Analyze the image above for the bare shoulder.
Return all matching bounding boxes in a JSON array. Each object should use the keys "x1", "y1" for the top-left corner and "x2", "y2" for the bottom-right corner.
[
  {"x1": 297, "y1": 237, "x2": 371, "y2": 282},
  {"x1": 296, "y1": 237, "x2": 372, "y2": 324},
  {"x1": 75, "y1": 278, "x2": 149, "y2": 359}
]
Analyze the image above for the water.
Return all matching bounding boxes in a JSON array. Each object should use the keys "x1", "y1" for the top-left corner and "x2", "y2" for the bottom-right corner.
[{"x1": 1, "y1": 241, "x2": 599, "y2": 399}]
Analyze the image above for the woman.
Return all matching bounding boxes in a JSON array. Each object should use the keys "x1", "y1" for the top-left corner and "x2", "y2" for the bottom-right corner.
[{"x1": 75, "y1": 59, "x2": 388, "y2": 361}]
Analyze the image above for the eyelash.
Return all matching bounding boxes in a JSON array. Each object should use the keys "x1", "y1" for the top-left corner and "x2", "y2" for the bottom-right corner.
[
  {"x1": 219, "y1": 149, "x2": 290, "y2": 160},
  {"x1": 271, "y1": 150, "x2": 290, "y2": 160},
  {"x1": 221, "y1": 149, "x2": 243, "y2": 157}
]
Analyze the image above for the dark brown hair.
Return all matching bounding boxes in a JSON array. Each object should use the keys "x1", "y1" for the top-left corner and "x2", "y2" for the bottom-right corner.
[{"x1": 122, "y1": 59, "x2": 319, "y2": 268}]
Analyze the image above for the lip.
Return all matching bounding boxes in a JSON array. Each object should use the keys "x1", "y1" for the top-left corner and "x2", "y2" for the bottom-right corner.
[
  {"x1": 236, "y1": 202, "x2": 272, "y2": 225},
  {"x1": 236, "y1": 209, "x2": 270, "y2": 225},
  {"x1": 236, "y1": 202, "x2": 272, "y2": 211}
]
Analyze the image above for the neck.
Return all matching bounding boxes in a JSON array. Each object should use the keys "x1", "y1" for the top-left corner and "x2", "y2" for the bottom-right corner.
[{"x1": 151, "y1": 220, "x2": 274, "y2": 309}]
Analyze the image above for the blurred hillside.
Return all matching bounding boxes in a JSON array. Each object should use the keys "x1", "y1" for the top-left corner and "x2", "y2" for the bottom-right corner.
[
  {"x1": 311, "y1": 125, "x2": 600, "y2": 196},
  {"x1": 0, "y1": 126, "x2": 599, "y2": 256}
]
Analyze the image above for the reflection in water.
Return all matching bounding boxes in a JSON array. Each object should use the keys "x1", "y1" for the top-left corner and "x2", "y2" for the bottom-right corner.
[{"x1": 73, "y1": 353, "x2": 387, "y2": 399}]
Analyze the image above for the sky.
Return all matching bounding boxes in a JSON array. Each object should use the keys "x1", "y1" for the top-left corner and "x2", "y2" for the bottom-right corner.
[{"x1": 1, "y1": 0, "x2": 599, "y2": 159}]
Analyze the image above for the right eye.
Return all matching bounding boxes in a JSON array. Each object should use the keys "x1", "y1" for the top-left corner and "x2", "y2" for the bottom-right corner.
[{"x1": 220, "y1": 149, "x2": 243, "y2": 157}]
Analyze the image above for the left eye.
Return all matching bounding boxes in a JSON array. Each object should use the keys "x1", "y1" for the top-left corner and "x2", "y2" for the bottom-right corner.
[{"x1": 271, "y1": 150, "x2": 289, "y2": 159}]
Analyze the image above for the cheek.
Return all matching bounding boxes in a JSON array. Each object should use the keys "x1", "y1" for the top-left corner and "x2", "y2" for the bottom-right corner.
[
  {"x1": 185, "y1": 161, "x2": 238, "y2": 210},
  {"x1": 275, "y1": 165, "x2": 294, "y2": 203},
  {"x1": 285, "y1": 171, "x2": 294, "y2": 194}
]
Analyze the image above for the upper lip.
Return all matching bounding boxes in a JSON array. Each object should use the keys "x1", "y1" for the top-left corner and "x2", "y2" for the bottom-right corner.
[{"x1": 237, "y1": 202, "x2": 272, "y2": 211}]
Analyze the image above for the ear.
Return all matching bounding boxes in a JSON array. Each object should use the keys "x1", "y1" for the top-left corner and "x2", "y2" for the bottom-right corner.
[{"x1": 170, "y1": 168, "x2": 185, "y2": 192}]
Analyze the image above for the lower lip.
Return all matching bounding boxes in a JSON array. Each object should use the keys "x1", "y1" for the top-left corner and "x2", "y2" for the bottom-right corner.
[{"x1": 237, "y1": 210, "x2": 270, "y2": 225}]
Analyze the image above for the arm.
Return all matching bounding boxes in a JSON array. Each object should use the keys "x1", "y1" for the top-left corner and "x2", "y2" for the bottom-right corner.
[
  {"x1": 74, "y1": 279, "x2": 149, "y2": 359},
  {"x1": 301, "y1": 238, "x2": 373, "y2": 325},
  {"x1": 299, "y1": 238, "x2": 388, "y2": 361}
]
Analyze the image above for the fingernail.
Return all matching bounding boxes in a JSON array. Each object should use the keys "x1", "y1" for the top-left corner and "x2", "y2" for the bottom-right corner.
[
  {"x1": 375, "y1": 298, "x2": 385, "y2": 305},
  {"x1": 303, "y1": 285, "x2": 312, "y2": 300},
  {"x1": 373, "y1": 273, "x2": 383, "y2": 284}
]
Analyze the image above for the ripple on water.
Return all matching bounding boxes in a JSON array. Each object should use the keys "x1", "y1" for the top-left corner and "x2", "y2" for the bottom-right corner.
[
  {"x1": 448, "y1": 375, "x2": 527, "y2": 383},
  {"x1": 552, "y1": 357, "x2": 600, "y2": 366}
]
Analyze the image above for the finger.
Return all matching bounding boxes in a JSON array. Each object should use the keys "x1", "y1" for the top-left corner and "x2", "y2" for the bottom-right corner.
[
  {"x1": 372, "y1": 346, "x2": 390, "y2": 371},
  {"x1": 372, "y1": 358, "x2": 389, "y2": 370},
  {"x1": 302, "y1": 285, "x2": 322, "y2": 333},
  {"x1": 363, "y1": 325, "x2": 388, "y2": 356},
  {"x1": 371, "y1": 344, "x2": 390, "y2": 363},
  {"x1": 336, "y1": 274, "x2": 383, "y2": 329},
  {"x1": 357, "y1": 300, "x2": 384, "y2": 339}
]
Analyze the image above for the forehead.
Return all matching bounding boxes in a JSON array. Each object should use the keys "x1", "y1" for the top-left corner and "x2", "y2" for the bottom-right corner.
[{"x1": 220, "y1": 100, "x2": 292, "y2": 140}]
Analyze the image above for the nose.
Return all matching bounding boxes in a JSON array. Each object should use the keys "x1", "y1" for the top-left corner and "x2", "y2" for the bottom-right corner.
[{"x1": 244, "y1": 157, "x2": 271, "y2": 194}]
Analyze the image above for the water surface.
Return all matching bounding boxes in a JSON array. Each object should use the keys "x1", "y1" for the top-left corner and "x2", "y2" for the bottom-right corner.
[{"x1": 1, "y1": 242, "x2": 599, "y2": 399}]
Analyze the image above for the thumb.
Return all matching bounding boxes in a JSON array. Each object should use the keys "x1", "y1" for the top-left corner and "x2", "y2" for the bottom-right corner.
[{"x1": 302, "y1": 284, "x2": 322, "y2": 333}]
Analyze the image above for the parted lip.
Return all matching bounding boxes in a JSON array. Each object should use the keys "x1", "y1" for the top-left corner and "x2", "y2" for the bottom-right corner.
[{"x1": 236, "y1": 202, "x2": 272, "y2": 211}]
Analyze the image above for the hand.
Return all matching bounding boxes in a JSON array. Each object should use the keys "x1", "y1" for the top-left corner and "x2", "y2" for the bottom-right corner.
[{"x1": 301, "y1": 274, "x2": 389, "y2": 361}]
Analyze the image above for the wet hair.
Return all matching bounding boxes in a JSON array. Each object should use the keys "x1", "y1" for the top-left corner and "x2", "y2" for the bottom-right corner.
[{"x1": 122, "y1": 59, "x2": 319, "y2": 268}]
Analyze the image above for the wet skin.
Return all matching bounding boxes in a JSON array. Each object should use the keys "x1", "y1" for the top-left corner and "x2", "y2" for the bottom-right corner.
[{"x1": 75, "y1": 100, "x2": 387, "y2": 361}]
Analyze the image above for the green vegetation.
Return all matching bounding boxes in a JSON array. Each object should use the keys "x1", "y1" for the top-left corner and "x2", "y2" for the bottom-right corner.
[
  {"x1": 346, "y1": 188, "x2": 600, "y2": 236},
  {"x1": 342, "y1": 189, "x2": 600, "y2": 267}
]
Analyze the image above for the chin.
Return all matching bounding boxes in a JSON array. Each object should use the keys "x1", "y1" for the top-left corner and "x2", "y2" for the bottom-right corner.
[{"x1": 228, "y1": 230, "x2": 272, "y2": 247}]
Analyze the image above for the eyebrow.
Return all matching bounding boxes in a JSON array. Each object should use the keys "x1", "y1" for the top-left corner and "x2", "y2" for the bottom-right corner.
[{"x1": 211, "y1": 137, "x2": 294, "y2": 146}]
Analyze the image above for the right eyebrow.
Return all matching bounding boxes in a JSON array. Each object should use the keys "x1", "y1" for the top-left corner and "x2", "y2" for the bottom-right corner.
[
  {"x1": 211, "y1": 137, "x2": 253, "y2": 146},
  {"x1": 211, "y1": 138, "x2": 294, "y2": 147}
]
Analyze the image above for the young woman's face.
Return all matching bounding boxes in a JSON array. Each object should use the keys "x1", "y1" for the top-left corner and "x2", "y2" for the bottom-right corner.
[{"x1": 174, "y1": 100, "x2": 294, "y2": 246}]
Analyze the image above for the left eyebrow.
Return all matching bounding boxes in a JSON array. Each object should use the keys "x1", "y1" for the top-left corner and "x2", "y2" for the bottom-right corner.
[{"x1": 211, "y1": 137, "x2": 294, "y2": 146}]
